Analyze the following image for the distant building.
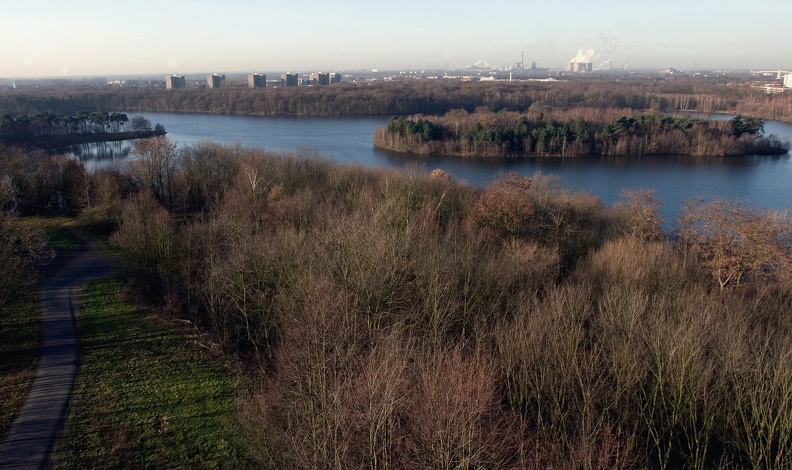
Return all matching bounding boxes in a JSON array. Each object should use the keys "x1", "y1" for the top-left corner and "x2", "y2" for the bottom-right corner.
[
  {"x1": 165, "y1": 75, "x2": 186, "y2": 89},
  {"x1": 281, "y1": 73, "x2": 298, "y2": 86},
  {"x1": 761, "y1": 84, "x2": 786, "y2": 94},
  {"x1": 785, "y1": 73, "x2": 792, "y2": 88},
  {"x1": 567, "y1": 62, "x2": 593, "y2": 73},
  {"x1": 207, "y1": 74, "x2": 225, "y2": 88},
  {"x1": 248, "y1": 73, "x2": 266, "y2": 88},
  {"x1": 329, "y1": 72, "x2": 342, "y2": 84},
  {"x1": 310, "y1": 72, "x2": 330, "y2": 85}
]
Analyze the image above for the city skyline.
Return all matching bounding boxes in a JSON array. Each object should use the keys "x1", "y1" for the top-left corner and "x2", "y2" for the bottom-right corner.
[{"x1": 1, "y1": 0, "x2": 790, "y2": 79}]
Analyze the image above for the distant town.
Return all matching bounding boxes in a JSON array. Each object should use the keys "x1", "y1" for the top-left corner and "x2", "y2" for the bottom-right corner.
[{"x1": 2, "y1": 59, "x2": 792, "y2": 94}]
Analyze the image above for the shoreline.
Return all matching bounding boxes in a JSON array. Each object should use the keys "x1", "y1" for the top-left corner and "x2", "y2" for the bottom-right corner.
[
  {"x1": 0, "y1": 129, "x2": 166, "y2": 149},
  {"x1": 372, "y1": 142, "x2": 791, "y2": 158}
]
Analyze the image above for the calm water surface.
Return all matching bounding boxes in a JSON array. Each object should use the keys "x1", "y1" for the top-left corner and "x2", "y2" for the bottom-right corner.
[{"x1": 73, "y1": 111, "x2": 792, "y2": 227}]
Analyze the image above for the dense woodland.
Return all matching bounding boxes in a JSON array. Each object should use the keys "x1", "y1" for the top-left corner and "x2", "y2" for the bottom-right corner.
[
  {"x1": 3, "y1": 137, "x2": 792, "y2": 468},
  {"x1": 374, "y1": 110, "x2": 790, "y2": 157},
  {"x1": 2, "y1": 79, "x2": 792, "y2": 121}
]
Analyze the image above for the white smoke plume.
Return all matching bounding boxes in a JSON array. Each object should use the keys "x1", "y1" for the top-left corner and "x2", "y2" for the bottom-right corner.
[
  {"x1": 598, "y1": 34, "x2": 619, "y2": 54},
  {"x1": 570, "y1": 48, "x2": 600, "y2": 63}
]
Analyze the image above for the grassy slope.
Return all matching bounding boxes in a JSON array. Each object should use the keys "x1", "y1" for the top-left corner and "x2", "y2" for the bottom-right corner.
[
  {"x1": 0, "y1": 294, "x2": 40, "y2": 441},
  {"x1": 54, "y1": 278, "x2": 252, "y2": 469}
]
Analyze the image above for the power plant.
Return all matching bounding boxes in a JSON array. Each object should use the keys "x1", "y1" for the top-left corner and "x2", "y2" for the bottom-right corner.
[
  {"x1": 566, "y1": 47, "x2": 599, "y2": 73},
  {"x1": 567, "y1": 61, "x2": 593, "y2": 73}
]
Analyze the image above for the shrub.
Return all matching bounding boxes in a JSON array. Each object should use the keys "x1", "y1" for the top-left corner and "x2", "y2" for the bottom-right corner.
[{"x1": 470, "y1": 172, "x2": 534, "y2": 237}]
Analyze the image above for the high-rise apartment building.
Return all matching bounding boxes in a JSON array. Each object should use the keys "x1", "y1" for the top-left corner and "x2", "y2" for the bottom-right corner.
[
  {"x1": 310, "y1": 72, "x2": 330, "y2": 85},
  {"x1": 248, "y1": 73, "x2": 266, "y2": 88},
  {"x1": 207, "y1": 74, "x2": 226, "y2": 88},
  {"x1": 281, "y1": 73, "x2": 298, "y2": 86},
  {"x1": 165, "y1": 75, "x2": 186, "y2": 89}
]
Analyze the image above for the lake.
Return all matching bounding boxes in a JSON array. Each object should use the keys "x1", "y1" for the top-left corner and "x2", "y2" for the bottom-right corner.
[{"x1": 69, "y1": 111, "x2": 792, "y2": 228}]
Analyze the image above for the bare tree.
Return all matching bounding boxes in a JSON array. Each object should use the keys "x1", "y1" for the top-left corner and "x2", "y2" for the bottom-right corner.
[
  {"x1": 129, "y1": 115, "x2": 151, "y2": 131},
  {"x1": 611, "y1": 189, "x2": 664, "y2": 242},
  {"x1": 677, "y1": 198, "x2": 792, "y2": 290},
  {"x1": 126, "y1": 138, "x2": 179, "y2": 210},
  {"x1": 0, "y1": 179, "x2": 51, "y2": 311}
]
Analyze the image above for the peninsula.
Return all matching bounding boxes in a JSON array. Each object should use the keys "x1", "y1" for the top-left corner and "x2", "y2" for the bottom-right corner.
[{"x1": 0, "y1": 112, "x2": 165, "y2": 149}]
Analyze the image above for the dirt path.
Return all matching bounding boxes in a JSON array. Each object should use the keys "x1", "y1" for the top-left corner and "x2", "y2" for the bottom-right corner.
[{"x1": 0, "y1": 236, "x2": 115, "y2": 469}]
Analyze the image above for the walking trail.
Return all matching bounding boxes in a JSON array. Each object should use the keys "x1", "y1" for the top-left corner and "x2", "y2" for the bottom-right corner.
[{"x1": 0, "y1": 234, "x2": 115, "y2": 469}]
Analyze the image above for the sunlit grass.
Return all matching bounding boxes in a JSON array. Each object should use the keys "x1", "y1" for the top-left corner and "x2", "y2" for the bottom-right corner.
[
  {"x1": 17, "y1": 216, "x2": 83, "y2": 248},
  {"x1": 54, "y1": 278, "x2": 252, "y2": 469}
]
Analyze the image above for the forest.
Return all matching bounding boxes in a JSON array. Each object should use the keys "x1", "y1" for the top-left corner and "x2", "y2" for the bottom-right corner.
[
  {"x1": 1, "y1": 78, "x2": 792, "y2": 121},
  {"x1": 374, "y1": 110, "x2": 790, "y2": 157},
  {"x1": 3, "y1": 137, "x2": 792, "y2": 468}
]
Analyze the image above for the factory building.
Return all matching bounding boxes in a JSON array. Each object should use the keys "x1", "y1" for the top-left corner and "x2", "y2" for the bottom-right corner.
[
  {"x1": 165, "y1": 75, "x2": 186, "y2": 89},
  {"x1": 281, "y1": 73, "x2": 299, "y2": 86},
  {"x1": 207, "y1": 74, "x2": 226, "y2": 88},
  {"x1": 248, "y1": 73, "x2": 266, "y2": 88}
]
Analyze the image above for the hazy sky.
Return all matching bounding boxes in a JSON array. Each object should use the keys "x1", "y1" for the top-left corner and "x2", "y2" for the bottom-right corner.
[{"x1": 1, "y1": 0, "x2": 790, "y2": 78}]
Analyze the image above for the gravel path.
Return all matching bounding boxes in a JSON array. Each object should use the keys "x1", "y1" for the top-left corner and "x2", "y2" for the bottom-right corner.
[{"x1": 0, "y1": 237, "x2": 115, "y2": 469}]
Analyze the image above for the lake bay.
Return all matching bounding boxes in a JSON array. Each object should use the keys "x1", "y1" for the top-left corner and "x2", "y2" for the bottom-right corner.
[{"x1": 70, "y1": 111, "x2": 792, "y2": 228}]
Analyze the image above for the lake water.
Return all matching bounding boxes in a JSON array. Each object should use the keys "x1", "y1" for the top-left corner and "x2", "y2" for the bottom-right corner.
[{"x1": 71, "y1": 111, "x2": 792, "y2": 228}]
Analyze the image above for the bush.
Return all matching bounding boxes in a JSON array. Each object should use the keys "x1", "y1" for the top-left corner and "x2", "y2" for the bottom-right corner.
[{"x1": 470, "y1": 172, "x2": 534, "y2": 237}]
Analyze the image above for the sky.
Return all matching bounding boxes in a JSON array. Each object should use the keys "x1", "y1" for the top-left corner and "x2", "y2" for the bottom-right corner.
[{"x1": 1, "y1": 0, "x2": 790, "y2": 78}]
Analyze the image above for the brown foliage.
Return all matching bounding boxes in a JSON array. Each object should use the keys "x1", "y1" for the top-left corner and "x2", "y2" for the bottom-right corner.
[
  {"x1": 402, "y1": 347, "x2": 511, "y2": 469},
  {"x1": 126, "y1": 137, "x2": 179, "y2": 210},
  {"x1": 677, "y1": 198, "x2": 792, "y2": 290},
  {"x1": 609, "y1": 189, "x2": 664, "y2": 242},
  {"x1": 0, "y1": 145, "x2": 86, "y2": 216},
  {"x1": 96, "y1": 142, "x2": 792, "y2": 468},
  {"x1": 110, "y1": 191, "x2": 175, "y2": 298},
  {"x1": 470, "y1": 172, "x2": 534, "y2": 237},
  {"x1": 0, "y1": 210, "x2": 51, "y2": 311}
]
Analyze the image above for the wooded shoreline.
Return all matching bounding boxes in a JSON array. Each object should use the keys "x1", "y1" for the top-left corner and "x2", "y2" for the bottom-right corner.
[
  {"x1": 0, "y1": 129, "x2": 167, "y2": 149},
  {"x1": 374, "y1": 110, "x2": 791, "y2": 158}
]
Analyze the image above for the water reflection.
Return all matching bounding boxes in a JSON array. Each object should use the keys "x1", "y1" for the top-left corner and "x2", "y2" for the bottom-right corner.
[{"x1": 54, "y1": 139, "x2": 141, "y2": 169}]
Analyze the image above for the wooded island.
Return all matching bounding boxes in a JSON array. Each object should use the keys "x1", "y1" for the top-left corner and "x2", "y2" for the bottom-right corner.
[{"x1": 374, "y1": 109, "x2": 790, "y2": 157}]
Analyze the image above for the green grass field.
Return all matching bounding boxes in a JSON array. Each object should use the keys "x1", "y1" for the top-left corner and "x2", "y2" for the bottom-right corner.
[
  {"x1": 54, "y1": 278, "x2": 252, "y2": 469},
  {"x1": 16, "y1": 216, "x2": 84, "y2": 248},
  {"x1": 0, "y1": 294, "x2": 40, "y2": 441}
]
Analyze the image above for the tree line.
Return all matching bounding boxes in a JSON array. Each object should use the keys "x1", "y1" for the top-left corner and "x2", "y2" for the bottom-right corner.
[
  {"x1": 0, "y1": 112, "x2": 165, "y2": 148},
  {"x1": 2, "y1": 78, "x2": 792, "y2": 121},
  {"x1": 375, "y1": 110, "x2": 789, "y2": 157},
  {"x1": 0, "y1": 111, "x2": 131, "y2": 137},
  {"x1": 4, "y1": 138, "x2": 792, "y2": 467}
]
